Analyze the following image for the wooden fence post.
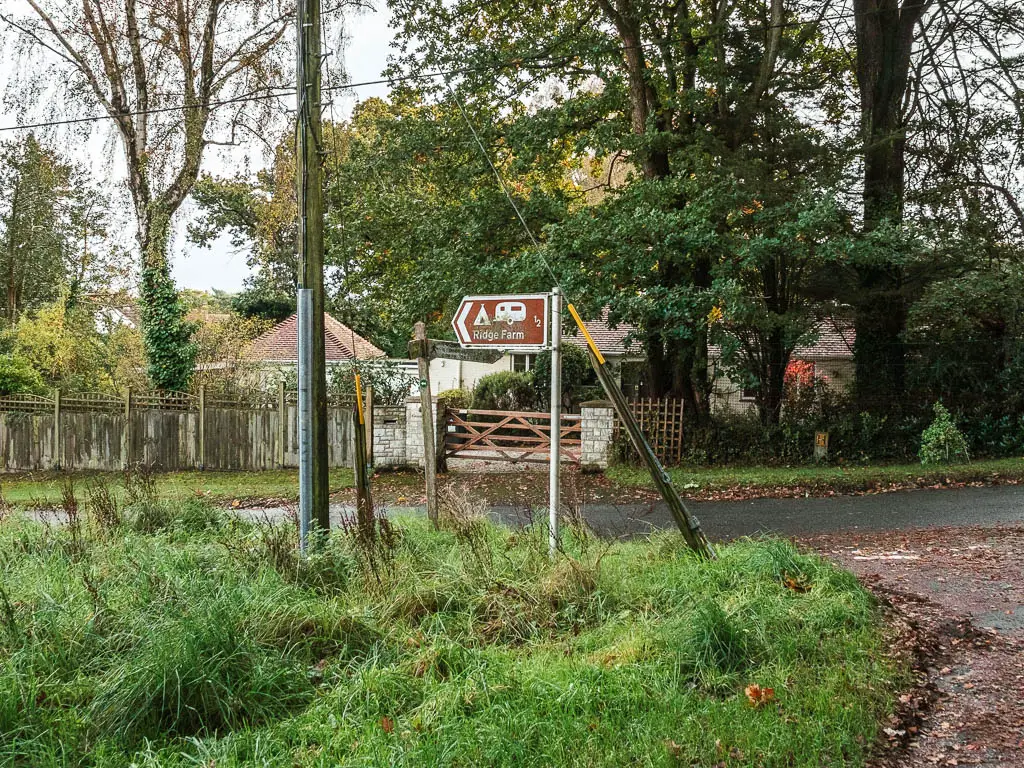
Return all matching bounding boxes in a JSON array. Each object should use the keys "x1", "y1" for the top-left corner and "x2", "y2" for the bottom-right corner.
[
  {"x1": 52, "y1": 388, "x2": 61, "y2": 470},
  {"x1": 277, "y1": 380, "x2": 286, "y2": 468},
  {"x1": 434, "y1": 403, "x2": 448, "y2": 474},
  {"x1": 198, "y1": 385, "x2": 206, "y2": 470},
  {"x1": 415, "y1": 322, "x2": 438, "y2": 527},
  {"x1": 122, "y1": 387, "x2": 131, "y2": 469}
]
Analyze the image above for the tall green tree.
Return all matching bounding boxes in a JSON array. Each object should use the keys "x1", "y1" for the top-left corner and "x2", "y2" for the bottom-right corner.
[
  {"x1": 9, "y1": 0, "x2": 294, "y2": 390},
  {"x1": 0, "y1": 135, "x2": 70, "y2": 323},
  {"x1": 0, "y1": 135, "x2": 120, "y2": 325},
  {"x1": 387, "y1": 0, "x2": 852, "y2": 420},
  {"x1": 190, "y1": 96, "x2": 575, "y2": 355}
]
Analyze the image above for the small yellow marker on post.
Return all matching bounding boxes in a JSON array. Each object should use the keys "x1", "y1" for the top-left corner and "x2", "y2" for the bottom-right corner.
[
  {"x1": 567, "y1": 303, "x2": 605, "y2": 365},
  {"x1": 354, "y1": 372, "x2": 365, "y2": 425}
]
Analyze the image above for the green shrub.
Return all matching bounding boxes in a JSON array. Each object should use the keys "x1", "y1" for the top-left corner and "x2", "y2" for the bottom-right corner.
[
  {"x1": 471, "y1": 371, "x2": 538, "y2": 411},
  {"x1": 919, "y1": 402, "x2": 970, "y2": 464},
  {"x1": 0, "y1": 353, "x2": 44, "y2": 395},
  {"x1": 532, "y1": 344, "x2": 594, "y2": 409},
  {"x1": 437, "y1": 387, "x2": 471, "y2": 410},
  {"x1": 328, "y1": 358, "x2": 416, "y2": 405}
]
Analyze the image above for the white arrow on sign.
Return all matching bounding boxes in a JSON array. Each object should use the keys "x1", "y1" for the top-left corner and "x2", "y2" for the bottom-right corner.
[{"x1": 455, "y1": 300, "x2": 474, "y2": 344}]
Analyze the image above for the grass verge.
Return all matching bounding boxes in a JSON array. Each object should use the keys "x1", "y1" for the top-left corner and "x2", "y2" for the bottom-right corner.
[
  {"x1": 607, "y1": 456, "x2": 1024, "y2": 498},
  {"x1": 0, "y1": 467, "x2": 360, "y2": 509},
  {"x1": 0, "y1": 493, "x2": 906, "y2": 766}
]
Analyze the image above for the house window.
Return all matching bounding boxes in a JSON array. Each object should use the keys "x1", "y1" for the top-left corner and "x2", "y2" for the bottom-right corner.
[
  {"x1": 512, "y1": 354, "x2": 537, "y2": 372},
  {"x1": 740, "y1": 386, "x2": 757, "y2": 402}
]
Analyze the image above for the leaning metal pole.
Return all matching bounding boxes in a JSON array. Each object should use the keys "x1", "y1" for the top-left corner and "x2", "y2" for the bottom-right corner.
[{"x1": 567, "y1": 303, "x2": 714, "y2": 559}]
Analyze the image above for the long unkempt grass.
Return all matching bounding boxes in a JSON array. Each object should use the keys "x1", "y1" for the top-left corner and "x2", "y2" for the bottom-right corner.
[{"x1": 0, "y1": 486, "x2": 907, "y2": 767}]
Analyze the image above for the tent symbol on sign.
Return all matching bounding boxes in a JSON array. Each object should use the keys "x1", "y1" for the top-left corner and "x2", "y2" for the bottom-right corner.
[{"x1": 473, "y1": 306, "x2": 491, "y2": 326}]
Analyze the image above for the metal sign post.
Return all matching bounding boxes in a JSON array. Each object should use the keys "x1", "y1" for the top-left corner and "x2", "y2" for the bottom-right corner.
[
  {"x1": 297, "y1": 288, "x2": 313, "y2": 553},
  {"x1": 451, "y1": 291, "x2": 561, "y2": 554},
  {"x1": 548, "y1": 288, "x2": 562, "y2": 559}
]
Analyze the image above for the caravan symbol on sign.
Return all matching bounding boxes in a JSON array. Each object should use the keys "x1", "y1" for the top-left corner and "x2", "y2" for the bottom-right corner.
[{"x1": 452, "y1": 294, "x2": 549, "y2": 350}]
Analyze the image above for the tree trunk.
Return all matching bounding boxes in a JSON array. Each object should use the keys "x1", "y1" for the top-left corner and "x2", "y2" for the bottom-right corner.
[
  {"x1": 854, "y1": 275, "x2": 907, "y2": 409},
  {"x1": 642, "y1": 253, "x2": 712, "y2": 423},
  {"x1": 758, "y1": 327, "x2": 788, "y2": 427},
  {"x1": 852, "y1": 0, "x2": 930, "y2": 410},
  {"x1": 136, "y1": 207, "x2": 196, "y2": 392}
]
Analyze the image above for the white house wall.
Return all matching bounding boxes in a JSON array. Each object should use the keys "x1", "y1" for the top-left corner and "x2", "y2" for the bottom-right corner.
[{"x1": 429, "y1": 357, "x2": 516, "y2": 393}]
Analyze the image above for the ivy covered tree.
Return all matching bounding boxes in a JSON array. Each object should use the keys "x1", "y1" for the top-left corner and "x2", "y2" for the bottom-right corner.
[{"x1": 9, "y1": 0, "x2": 295, "y2": 390}]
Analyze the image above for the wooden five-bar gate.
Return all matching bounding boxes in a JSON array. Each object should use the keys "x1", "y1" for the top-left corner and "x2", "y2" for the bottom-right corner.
[{"x1": 444, "y1": 408, "x2": 582, "y2": 464}]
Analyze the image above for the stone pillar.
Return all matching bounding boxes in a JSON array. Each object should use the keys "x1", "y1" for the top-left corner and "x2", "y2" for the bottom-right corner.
[
  {"x1": 580, "y1": 400, "x2": 615, "y2": 471},
  {"x1": 405, "y1": 397, "x2": 443, "y2": 469},
  {"x1": 372, "y1": 405, "x2": 407, "y2": 468}
]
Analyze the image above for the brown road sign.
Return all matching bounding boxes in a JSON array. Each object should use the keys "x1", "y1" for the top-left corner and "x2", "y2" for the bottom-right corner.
[{"x1": 452, "y1": 294, "x2": 550, "y2": 350}]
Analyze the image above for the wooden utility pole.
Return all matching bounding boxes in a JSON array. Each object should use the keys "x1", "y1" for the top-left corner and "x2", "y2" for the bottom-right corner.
[
  {"x1": 414, "y1": 322, "x2": 439, "y2": 526},
  {"x1": 296, "y1": 0, "x2": 330, "y2": 539}
]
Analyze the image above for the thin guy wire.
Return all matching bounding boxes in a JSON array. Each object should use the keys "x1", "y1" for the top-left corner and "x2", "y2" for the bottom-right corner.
[{"x1": 445, "y1": 81, "x2": 565, "y2": 295}]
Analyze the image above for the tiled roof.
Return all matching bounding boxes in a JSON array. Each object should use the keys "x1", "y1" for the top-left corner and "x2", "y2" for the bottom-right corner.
[
  {"x1": 249, "y1": 313, "x2": 386, "y2": 362},
  {"x1": 790, "y1": 318, "x2": 855, "y2": 360},
  {"x1": 708, "y1": 318, "x2": 855, "y2": 361},
  {"x1": 564, "y1": 308, "x2": 643, "y2": 357}
]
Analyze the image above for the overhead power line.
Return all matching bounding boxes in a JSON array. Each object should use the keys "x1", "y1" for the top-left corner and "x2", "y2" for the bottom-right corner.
[{"x1": 0, "y1": 7, "x2": 887, "y2": 134}]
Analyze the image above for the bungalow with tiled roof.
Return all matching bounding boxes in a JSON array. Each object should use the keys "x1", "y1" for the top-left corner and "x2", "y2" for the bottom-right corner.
[
  {"x1": 237, "y1": 312, "x2": 391, "y2": 388},
  {"x1": 429, "y1": 309, "x2": 645, "y2": 394},
  {"x1": 709, "y1": 317, "x2": 856, "y2": 413},
  {"x1": 249, "y1": 313, "x2": 386, "y2": 364},
  {"x1": 429, "y1": 307, "x2": 856, "y2": 408}
]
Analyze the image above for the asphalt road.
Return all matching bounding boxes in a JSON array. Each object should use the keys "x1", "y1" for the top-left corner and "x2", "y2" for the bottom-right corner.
[
  {"x1": 259, "y1": 483, "x2": 1024, "y2": 541},
  {"x1": 546, "y1": 484, "x2": 1024, "y2": 540}
]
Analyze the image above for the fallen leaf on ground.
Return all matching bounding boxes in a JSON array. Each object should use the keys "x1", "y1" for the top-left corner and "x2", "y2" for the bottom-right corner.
[{"x1": 744, "y1": 683, "x2": 775, "y2": 707}]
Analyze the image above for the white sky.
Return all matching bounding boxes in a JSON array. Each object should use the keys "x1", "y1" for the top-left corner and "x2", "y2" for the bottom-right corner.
[
  {"x1": 173, "y1": 6, "x2": 395, "y2": 292},
  {"x1": 0, "y1": 3, "x2": 395, "y2": 294}
]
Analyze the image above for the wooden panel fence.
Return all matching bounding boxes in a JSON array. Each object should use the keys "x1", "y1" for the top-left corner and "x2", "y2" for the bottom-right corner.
[
  {"x1": 619, "y1": 398, "x2": 686, "y2": 466},
  {"x1": 0, "y1": 388, "x2": 356, "y2": 473}
]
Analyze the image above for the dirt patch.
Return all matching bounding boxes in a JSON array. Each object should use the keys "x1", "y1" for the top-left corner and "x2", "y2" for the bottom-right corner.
[
  {"x1": 802, "y1": 525, "x2": 1024, "y2": 767},
  {"x1": 347, "y1": 466, "x2": 1024, "y2": 510},
  {"x1": 330, "y1": 467, "x2": 660, "y2": 509}
]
